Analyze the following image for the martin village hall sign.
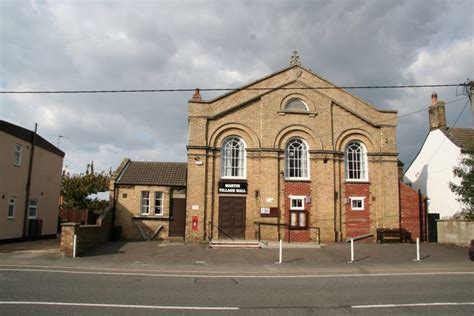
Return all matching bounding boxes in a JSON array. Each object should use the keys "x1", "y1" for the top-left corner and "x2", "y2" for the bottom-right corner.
[{"x1": 218, "y1": 182, "x2": 248, "y2": 194}]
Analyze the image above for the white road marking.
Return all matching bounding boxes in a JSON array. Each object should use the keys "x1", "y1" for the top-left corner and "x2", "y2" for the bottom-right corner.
[
  {"x1": 1, "y1": 263, "x2": 472, "y2": 275},
  {"x1": 352, "y1": 302, "x2": 474, "y2": 309},
  {"x1": 0, "y1": 301, "x2": 239, "y2": 311},
  {"x1": 1, "y1": 268, "x2": 474, "y2": 278}
]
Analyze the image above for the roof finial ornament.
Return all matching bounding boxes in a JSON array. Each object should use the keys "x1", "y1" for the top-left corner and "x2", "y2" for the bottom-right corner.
[{"x1": 290, "y1": 50, "x2": 301, "y2": 66}]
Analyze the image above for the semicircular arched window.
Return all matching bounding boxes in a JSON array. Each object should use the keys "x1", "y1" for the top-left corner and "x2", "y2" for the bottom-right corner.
[
  {"x1": 345, "y1": 141, "x2": 368, "y2": 181},
  {"x1": 284, "y1": 98, "x2": 308, "y2": 111},
  {"x1": 221, "y1": 137, "x2": 246, "y2": 178},
  {"x1": 285, "y1": 138, "x2": 309, "y2": 179}
]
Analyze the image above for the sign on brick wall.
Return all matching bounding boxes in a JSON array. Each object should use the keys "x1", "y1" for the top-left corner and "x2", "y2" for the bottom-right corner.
[{"x1": 218, "y1": 182, "x2": 247, "y2": 194}]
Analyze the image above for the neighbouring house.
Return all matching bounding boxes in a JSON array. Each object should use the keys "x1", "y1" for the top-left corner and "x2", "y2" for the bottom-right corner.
[
  {"x1": 404, "y1": 93, "x2": 474, "y2": 220},
  {"x1": 110, "y1": 158, "x2": 187, "y2": 240},
  {"x1": 185, "y1": 52, "x2": 401, "y2": 243},
  {"x1": 0, "y1": 120, "x2": 64, "y2": 242}
]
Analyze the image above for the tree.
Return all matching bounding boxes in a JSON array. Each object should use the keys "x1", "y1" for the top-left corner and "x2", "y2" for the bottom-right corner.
[
  {"x1": 61, "y1": 162, "x2": 110, "y2": 214},
  {"x1": 449, "y1": 147, "x2": 474, "y2": 219}
]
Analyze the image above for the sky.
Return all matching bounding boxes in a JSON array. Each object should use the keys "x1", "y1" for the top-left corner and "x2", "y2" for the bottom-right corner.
[{"x1": 1, "y1": 0, "x2": 472, "y2": 174}]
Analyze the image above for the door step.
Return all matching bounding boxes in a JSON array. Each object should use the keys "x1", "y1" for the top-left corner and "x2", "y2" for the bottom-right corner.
[
  {"x1": 208, "y1": 240, "x2": 261, "y2": 249},
  {"x1": 167, "y1": 237, "x2": 185, "y2": 243}
]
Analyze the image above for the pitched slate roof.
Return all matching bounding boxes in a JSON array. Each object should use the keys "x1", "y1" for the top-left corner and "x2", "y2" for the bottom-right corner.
[
  {"x1": 442, "y1": 128, "x2": 474, "y2": 149},
  {"x1": 116, "y1": 161, "x2": 187, "y2": 186},
  {"x1": 0, "y1": 120, "x2": 65, "y2": 157}
]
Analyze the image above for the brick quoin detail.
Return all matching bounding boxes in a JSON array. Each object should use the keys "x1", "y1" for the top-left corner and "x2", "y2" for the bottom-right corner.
[
  {"x1": 344, "y1": 183, "x2": 370, "y2": 238},
  {"x1": 284, "y1": 182, "x2": 312, "y2": 242},
  {"x1": 399, "y1": 182, "x2": 426, "y2": 240}
]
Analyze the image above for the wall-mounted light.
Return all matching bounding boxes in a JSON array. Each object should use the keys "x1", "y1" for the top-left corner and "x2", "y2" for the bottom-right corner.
[{"x1": 194, "y1": 156, "x2": 203, "y2": 166}]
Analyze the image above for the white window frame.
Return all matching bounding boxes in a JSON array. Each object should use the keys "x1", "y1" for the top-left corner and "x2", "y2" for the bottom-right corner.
[
  {"x1": 8, "y1": 197, "x2": 15, "y2": 219},
  {"x1": 140, "y1": 191, "x2": 150, "y2": 215},
  {"x1": 290, "y1": 196, "x2": 305, "y2": 210},
  {"x1": 28, "y1": 200, "x2": 38, "y2": 219},
  {"x1": 350, "y1": 197, "x2": 366, "y2": 211},
  {"x1": 154, "y1": 192, "x2": 163, "y2": 215},
  {"x1": 221, "y1": 136, "x2": 246, "y2": 179},
  {"x1": 14, "y1": 144, "x2": 22, "y2": 166},
  {"x1": 285, "y1": 138, "x2": 310, "y2": 180},
  {"x1": 345, "y1": 141, "x2": 368, "y2": 182}
]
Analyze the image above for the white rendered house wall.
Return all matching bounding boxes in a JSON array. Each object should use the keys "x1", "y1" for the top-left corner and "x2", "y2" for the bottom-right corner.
[{"x1": 404, "y1": 129, "x2": 462, "y2": 219}]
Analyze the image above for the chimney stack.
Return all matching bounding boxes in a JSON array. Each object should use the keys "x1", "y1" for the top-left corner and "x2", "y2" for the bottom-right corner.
[
  {"x1": 428, "y1": 91, "x2": 446, "y2": 130},
  {"x1": 192, "y1": 88, "x2": 201, "y2": 101}
]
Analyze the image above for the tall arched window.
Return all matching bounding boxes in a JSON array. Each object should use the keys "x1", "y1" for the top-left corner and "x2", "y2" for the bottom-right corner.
[
  {"x1": 345, "y1": 141, "x2": 368, "y2": 181},
  {"x1": 285, "y1": 138, "x2": 309, "y2": 179},
  {"x1": 221, "y1": 137, "x2": 246, "y2": 178}
]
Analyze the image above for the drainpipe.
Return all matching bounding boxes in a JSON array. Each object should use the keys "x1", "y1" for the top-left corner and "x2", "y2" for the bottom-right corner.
[
  {"x1": 277, "y1": 169, "x2": 283, "y2": 241},
  {"x1": 210, "y1": 152, "x2": 216, "y2": 241},
  {"x1": 23, "y1": 123, "x2": 37, "y2": 239}
]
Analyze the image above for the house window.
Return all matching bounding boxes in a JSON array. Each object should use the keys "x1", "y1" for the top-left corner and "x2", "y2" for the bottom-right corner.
[
  {"x1": 140, "y1": 191, "x2": 150, "y2": 215},
  {"x1": 221, "y1": 137, "x2": 246, "y2": 178},
  {"x1": 289, "y1": 196, "x2": 307, "y2": 229},
  {"x1": 285, "y1": 138, "x2": 309, "y2": 179},
  {"x1": 350, "y1": 197, "x2": 365, "y2": 211},
  {"x1": 285, "y1": 98, "x2": 308, "y2": 111},
  {"x1": 8, "y1": 197, "x2": 15, "y2": 218},
  {"x1": 14, "y1": 144, "x2": 22, "y2": 166},
  {"x1": 345, "y1": 141, "x2": 368, "y2": 181},
  {"x1": 154, "y1": 192, "x2": 163, "y2": 215},
  {"x1": 28, "y1": 200, "x2": 38, "y2": 219},
  {"x1": 290, "y1": 196, "x2": 305, "y2": 210}
]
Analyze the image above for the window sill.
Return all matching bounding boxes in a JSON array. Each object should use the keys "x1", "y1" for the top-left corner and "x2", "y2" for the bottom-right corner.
[
  {"x1": 344, "y1": 180, "x2": 370, "y2": 184},
  {"x1": 220, "y1": 177, "x2": 247, "y2": 181},
  {"x1": 285, "y1": 179, "x2": 311, "y2": 182},
  {"x1": 133, "y1": 215, "x2": 168, "y2": 221},
  {"x1": 289, "y1": 226, "x2": 308, "y2": 230},
  {"x1": 278, "y1": 110, "x2": 317, "y2": 117},
  {"x1": 7, "y1": 217, "x2": 15, "y2": 220}
]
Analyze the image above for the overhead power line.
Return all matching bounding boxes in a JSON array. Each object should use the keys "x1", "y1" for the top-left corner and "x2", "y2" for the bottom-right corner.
[{"x1": 0, "y1": 83, "x2": 466, "y2": 94}]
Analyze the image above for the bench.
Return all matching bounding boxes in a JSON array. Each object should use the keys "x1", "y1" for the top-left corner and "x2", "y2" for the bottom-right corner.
[{"x1": 376, "y1": 228, "x2": 412, "y2": 244}]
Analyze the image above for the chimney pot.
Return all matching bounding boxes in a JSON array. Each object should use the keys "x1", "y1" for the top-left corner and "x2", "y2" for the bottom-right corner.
[
  {"x1": 431, "y1": 91, "x2": 438, "y2": 105},
  {"x1": 192, "y1": 88, "x2": 201, "y2": 101}
]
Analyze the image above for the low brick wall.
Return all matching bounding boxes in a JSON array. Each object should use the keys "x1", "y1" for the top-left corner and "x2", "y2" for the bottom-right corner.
[
  {"x1": 60, "y1": 206, "x2": 113, "y2": 257},
  {"x1": 437, "y1": 220, "x2": 473, "y2": 247}
]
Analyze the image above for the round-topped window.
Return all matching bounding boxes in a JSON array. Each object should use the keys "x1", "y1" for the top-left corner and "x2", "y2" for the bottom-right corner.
[{"x1": 284, "y1": 98, "x2": 308, "y2": 111}]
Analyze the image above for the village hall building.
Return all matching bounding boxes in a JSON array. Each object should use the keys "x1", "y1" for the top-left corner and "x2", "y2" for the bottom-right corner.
[{"x1": 185, "y1": 52, "x2": 400, "y2": 243}]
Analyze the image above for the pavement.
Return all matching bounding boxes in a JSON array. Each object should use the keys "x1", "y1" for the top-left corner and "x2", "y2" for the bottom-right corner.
[{"x1": 0, "y1": 238, "x2": 473, "y2": 275}]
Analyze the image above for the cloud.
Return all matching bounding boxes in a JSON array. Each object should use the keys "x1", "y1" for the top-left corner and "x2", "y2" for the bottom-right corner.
[{"x1": 0, "y1": 0, "x2": 472, "y2": 173}]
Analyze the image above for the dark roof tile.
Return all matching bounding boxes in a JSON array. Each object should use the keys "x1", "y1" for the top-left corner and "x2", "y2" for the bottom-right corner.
[
  {"x1": 116, "y1": 161, "x2": 187, "y2": 186},
  {"x1": 442, "y1": 128, "x2": 474, "y2": 149},
  {"x1": 0, "y1": 120, "x2": 65, "y2": 157}
]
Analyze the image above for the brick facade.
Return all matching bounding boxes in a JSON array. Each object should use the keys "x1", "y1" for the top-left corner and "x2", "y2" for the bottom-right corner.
[
  {"x1": 399, "y1": 182, "x2": 427, "y2": 240},
  {"x1": 284, "y1": 182, "x2": 312, "y2": 242},
  {"x1": 186, "y1": 60, "x2": 400, "y2": 243},
  {"x1": 344, "y1": 183, "x2": 371, "y2": 238}
]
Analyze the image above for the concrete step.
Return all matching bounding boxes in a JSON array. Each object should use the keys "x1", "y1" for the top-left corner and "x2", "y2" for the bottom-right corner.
[
  {"x1": 208, "y1": 240, "x2": 261, "y2": 249},
  {"x1": 167, "y1": 237, "x2": 185, "y2": 243}
]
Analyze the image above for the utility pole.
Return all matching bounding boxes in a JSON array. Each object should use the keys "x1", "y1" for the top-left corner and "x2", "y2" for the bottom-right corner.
[{"x1": 469, "y1": 80, "x2": 474, "y2": 126}]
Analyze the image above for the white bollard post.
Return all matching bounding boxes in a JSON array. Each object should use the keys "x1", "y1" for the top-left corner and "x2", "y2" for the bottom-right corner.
[
  {"x1": 350, "y1": 238, "x2": 354, "y2": 263},
  {"x1": 278, "y1": 239, "x2": 283, "y2": 264},
  {"x1": 73, "y1": 234, "x2": 77, "y2": 258},
  {"x1": 416, "y1": 237, "x2": 420, "y2": 261}
]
